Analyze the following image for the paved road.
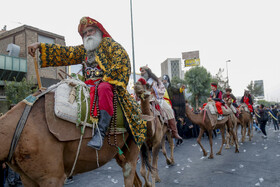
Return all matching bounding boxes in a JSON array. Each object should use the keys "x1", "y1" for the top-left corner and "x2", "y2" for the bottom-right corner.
[{"x1": 65, "y1": 122, "x2": 280, "y2": 187}]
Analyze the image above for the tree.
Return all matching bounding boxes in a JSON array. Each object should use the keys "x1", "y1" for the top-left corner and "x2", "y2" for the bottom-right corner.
[
  {"x1": 211, "y1": 68, "x2": 227, "y2": 92},
  {"x1": 184, "y1": 66, "x2": 212, "y2": 109},
  {"x1": 170, "y1": 76, "x2": 187, "y2": 88},
  {"x1": 5, "y1": 78, "x2": 36, "y2": 105}
]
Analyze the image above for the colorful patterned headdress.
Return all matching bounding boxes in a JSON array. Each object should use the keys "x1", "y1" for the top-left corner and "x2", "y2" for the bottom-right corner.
[{"x1": 78, "y1": 16, "x2": 111, "y2": 38}]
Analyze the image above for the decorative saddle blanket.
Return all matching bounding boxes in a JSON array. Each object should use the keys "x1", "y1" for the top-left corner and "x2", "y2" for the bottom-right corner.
[
  {"x1": 240, "y1": 103, "x2": 250, "y2": 113},
  {"x1": 44, "y1": 79, "x2": 127, "y2": 141},
  {"x1": 204, "y1": 101, "x2": 232, "y2": 119}
]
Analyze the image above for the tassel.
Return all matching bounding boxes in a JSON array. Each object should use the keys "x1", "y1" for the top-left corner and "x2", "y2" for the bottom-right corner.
[{"x1": 117, "y1": 147, "x2": 126, "y2": 162}]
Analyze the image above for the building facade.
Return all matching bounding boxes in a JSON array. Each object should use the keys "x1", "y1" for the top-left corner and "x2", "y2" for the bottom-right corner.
[
  {"x1": 161, "y1": 58, "x2": 184, "y2": 80},
  {"x1": 0, "y1": 25, "x2": 68, "y2": 95}
]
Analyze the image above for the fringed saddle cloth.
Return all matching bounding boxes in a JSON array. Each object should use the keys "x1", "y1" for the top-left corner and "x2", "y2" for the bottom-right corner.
[
  {"x1": 53, "y1": 78, "x2": 126, "y2": 133},
  {"x1": 240, "y1": 103, "x2": 250, "y2": 113},
  {"x1": 204, "y1": 101, "x2": 232, "y2": 119}
]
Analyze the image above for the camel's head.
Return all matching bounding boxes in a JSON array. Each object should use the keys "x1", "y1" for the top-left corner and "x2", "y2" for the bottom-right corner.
[{"x1": 134, "y1": 78, "x2": 150, "y2": 100}]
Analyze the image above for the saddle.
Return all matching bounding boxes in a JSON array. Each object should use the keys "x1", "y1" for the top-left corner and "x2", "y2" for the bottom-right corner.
[{"x1": 45, "y1": 82, "x2": 127, "y2": 141}]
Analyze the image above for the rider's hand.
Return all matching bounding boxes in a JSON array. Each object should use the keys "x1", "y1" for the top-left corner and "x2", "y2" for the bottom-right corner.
[{"x1": 28, "y1": 42, "x2": 41, "y2": 57}]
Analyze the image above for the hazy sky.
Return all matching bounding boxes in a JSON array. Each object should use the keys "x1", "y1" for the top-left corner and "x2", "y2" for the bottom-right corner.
[{"x1": 1, "y1": 0, "x2": 279, "y2": 101}]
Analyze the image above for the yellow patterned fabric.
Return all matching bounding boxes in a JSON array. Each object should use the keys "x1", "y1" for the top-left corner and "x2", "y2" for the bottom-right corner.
[{"x1": 40, "y1": 37, "x2": 147, "y2": 149}]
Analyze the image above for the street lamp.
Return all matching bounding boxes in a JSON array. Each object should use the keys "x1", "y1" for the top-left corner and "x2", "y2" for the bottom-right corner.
[
  {"x1": 226, "y1": 60, "x2": 231, "y2": 87},
  {"x1": 130, "y1": 0, "x2": 136, "y2": 83}
]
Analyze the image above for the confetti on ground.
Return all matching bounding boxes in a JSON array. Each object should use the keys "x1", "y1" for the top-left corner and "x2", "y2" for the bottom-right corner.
[
  {"x1": 259, "y1": 178, "x2": 264, "y2": 183},
  {"x1": 255, "y1": 154, "x2": 260, "y2": 157},
  {"x1": 255, "y1": 182, "x2": 260, "y2": 186},
  {"x1": 276, "y1": 154, "x2": 280, "y2": 157},
  {"x1": 177, "y1": 171, "x2": 181, "y2": 174},
  {"x1": 187, "y1": 158, "x2": 193, "y2": 163},
  {"x1": 231, "y1": 169, "x2": 236, "y2": 172},
  {"x1": 181, "y1": 167, "x2": 185, "y2": 171},
  {"x1": 200, "y1": 157, "x2": 206, "y2": 160},
  {"x1": 111, "y1": 179, "x2": 118, "y2": 184},
  {"x1": 108, "y1": 167, "x2": 112, "y2": 170},
  {"x1": 165, "y1": 166, "x2": 169, "y2": 169},
  {"x1": 243, "y1": 149, "x2": 246, "y2": 152},
  {"x1": 174, "y1": 179, "x2": 179, "y2": 184},
  {"x1": 252, "y1": 142, "x2": 256, "y2": 145},
  {"x1": 192, "y1": 144, "x2": 198, "y2": 147},
  {"x1": 239, "y1": 164, "x2": 244, "y2": 168},
  {"x1": 186, "y1": 165, "x2": 191, "y2": 168},
  {"x1": 108, "y1": 176, "x2": 111, "y2": 179},
  {"x1": 177, "y1": 164, "x2": 180, "y2": 167},
  {"x1": 264, "y1": 147, "x2": 268, "y2": 150}
]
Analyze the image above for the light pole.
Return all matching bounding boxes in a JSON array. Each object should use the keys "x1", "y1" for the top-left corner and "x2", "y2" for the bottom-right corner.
[
  {"x1": 130, "y1": 0, "x2": 136, "y2": 83},
  {"x1": 226, "y1": 60, "x2": 231, "y2": 87}
]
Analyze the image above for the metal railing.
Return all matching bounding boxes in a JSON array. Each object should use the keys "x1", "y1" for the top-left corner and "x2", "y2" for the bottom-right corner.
[{"x1": 0, "y1": 54, "x2": 27, "y2": 72}]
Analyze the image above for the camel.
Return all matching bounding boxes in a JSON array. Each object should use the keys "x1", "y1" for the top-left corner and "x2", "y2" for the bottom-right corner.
[
  {"x1": 185, "y1": 104, "x2": 239, "y2": 159},
  {"x1": 238, "y1": 104, "x2": 253, "y2": 142},
  {"x1": 0, "y1": 93, "x2": 148, "y2": 187},
  {"x1": 134, "y1": 80, "x2": 174, "y2": 187}
]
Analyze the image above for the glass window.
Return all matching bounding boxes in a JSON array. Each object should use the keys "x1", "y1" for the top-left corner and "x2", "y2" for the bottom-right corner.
[{"x1": 38, "y1": 35, "x2": 55, "y2": 44}]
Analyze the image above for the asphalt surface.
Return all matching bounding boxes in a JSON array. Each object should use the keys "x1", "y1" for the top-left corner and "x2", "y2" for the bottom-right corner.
[{"x1": 65, "y1": 122, "x2": 280, "y2": 187}]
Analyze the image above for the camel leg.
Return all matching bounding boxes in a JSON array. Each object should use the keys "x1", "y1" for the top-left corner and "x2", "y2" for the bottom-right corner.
[
  {"x1": 140, "y1": 145, "x2": 152, "y2": 187},
  {"x1": 115, "y1": 138, "x2": 141, "y2": 187},
  {"x1": 208, "y1": 130, "x2": 214, "y2": 159},
  {"x1": 225, "y1": 128, "x2": 230, "y2": 149},
  {"x1": 151, "y1": 144, "x2": 161, "y2": 186},
  {"x1": 161, "y1": 128, "x2": 172, "y2": 165},
  {"x1": 197, "y1": 128, "x2": 207, "y2": 157},
  {"x1": 229, "y1": 124, "x2": 239, "y2": 153},
  {"x1": 217, "y1": 127, "x2": 225, "y2": 155},
  {"x1": 167, "y1": 131, "x2": 175, "y2": 165},
  {"x1": 154, "y1": 155, "x2": 160, "y2": 183},
  {"x1": 241, "y1": 125, "x2": 245, "y2": 143},
  {"x1": 19, "y1": 172, "x2": 39, "y2": 187},
  {"x1": 248, "y1": 122, "x2": 252, "y2": 141},
  {"x1": 242, "y1": 124, "x2": 247, "y2": 143}
]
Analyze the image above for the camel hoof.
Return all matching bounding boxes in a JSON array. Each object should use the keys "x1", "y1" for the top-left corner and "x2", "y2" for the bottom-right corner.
[
  {"x1": 145, "y1": 182, "x2": 152, "y2": 187},
  {"x1": 203, "y1": 152, "x2": 208, "y2": 157},
  {"x1": 155, "y1": 177, "x2": 161, "y2": 183},
  {"x1": 235, "y1": 149, "x2": 239, "y2": 153},
  {"x1": 166, "y1": 159, "x2": 172, "y2": 165},
  {"x1": 225, "y1": 146, "x2": 230, "y2": 149},
  {"x1": 216, "y1": 152, "x2": 221, "y2": 155},
  {"x1": 208, "y1": 155, "x2": 214, "y2": 159}
]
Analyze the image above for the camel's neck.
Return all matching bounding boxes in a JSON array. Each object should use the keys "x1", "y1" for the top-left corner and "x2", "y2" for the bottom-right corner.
[
  {"x1": 0, "y1": 103, "x2": 24, "y2": 161},
  {"x1": 139, "y1": 98, "x2": 154, "y2": 137},
  {"x1": 185, "y1": 106, "x2": 203, "y2": 126},
  {"x1": 140, "y1": 98, "x2": 152, "y2": 116}
]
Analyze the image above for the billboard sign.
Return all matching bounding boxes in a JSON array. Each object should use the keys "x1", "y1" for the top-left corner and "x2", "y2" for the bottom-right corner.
[
  {"x1": 184, "y1": 58, "x2": 200, "y2": 67},
  {"x1": 254, "y1": 80, "x2": 264, "y2": 97},
  {"x1": 182, "y1": 50, "x2": 200, "y2": 67}
]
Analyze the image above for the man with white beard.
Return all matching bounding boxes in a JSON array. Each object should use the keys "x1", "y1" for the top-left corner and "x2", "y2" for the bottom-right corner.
[{"x1": 28, "y1": 17, "x2": 147, "y2": 150}]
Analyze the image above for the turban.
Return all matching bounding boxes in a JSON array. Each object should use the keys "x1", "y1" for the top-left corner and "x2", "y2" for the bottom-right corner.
[
  {"x1": 139, "y1": 66, "x2": 149, "y2": 72},
  {"x1": 78, "y1": 16, "x2": 111, "y2": 38},
  {"x1": 211, "y1": 83, "x2": 217, "y2": 89}
]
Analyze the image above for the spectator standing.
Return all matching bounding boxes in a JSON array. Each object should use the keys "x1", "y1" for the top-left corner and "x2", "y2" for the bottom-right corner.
[{"x1": 258, "y1": 104, "x2": 269, "y2": 138}]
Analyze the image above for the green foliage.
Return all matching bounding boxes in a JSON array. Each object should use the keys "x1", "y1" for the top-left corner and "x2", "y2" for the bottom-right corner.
[
  {"x1": 257, "y1": 100, "x2": 279, "y2": 107},
  {"x1": 184, "y1": 66, "x2": 212, "y2": 109},
  {"x1": 211, "y1": 68, "x2": 227, "y2": 92},
  {"x1": 4, "y1": 78, "x2": 36, "y2": 105},
  {"x1": 170, "y1": 76, "x2": 187, "y2": 88}
]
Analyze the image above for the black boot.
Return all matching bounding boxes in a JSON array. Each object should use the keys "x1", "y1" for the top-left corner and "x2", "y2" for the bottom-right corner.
[{"x1": 87, "y1": 110, "x2": 112, "y2": 150}]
